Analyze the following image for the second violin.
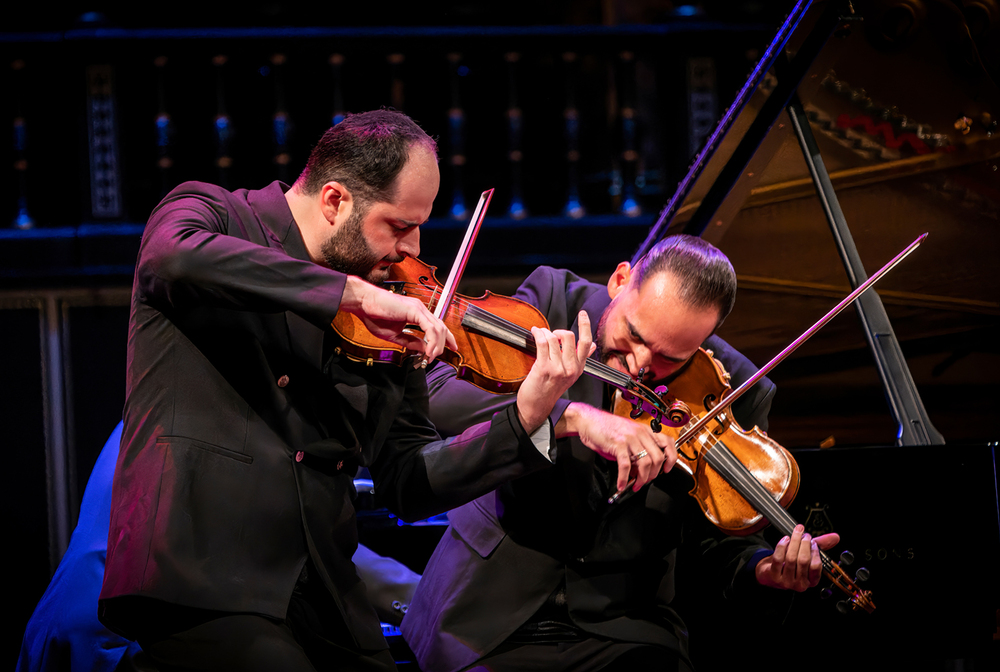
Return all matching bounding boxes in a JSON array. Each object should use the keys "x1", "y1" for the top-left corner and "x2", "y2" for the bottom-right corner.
[
  {"x1": 613, "y1": 346, "x2": 874, "y2": 614},
  {"x1": 613, "y1": 346, "x2": 799, "y2": 536}
]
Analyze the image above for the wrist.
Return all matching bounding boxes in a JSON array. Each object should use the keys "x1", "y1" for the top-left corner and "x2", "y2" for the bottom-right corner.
[
  {"x1": 555, "y1": 402, "x2": 584, "y2": 438},
  {"x1": 515, "y1": 398, "x2": 546, "y2": 436},
  {"x1": 339, "y1": 275, "x2": 370, "y2": 315},
  {"x1": 752, "y1": 549, "x2": 774, "y2": 587}
]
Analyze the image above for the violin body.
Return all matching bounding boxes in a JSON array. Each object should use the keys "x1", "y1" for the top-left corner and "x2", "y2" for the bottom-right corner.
[
  {"x1": 330, "y1": 256, "x2": 543, "y2": 393},
  {"x1": 615, "y1": 347, "x2": 800, "y2": 536},
  {"x1": 617, "y1": 347, "x2": 874, "y2": 613}
]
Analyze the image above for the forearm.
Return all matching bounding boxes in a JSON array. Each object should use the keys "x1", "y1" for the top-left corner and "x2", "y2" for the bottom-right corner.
[
  {"x1": 425, "y1": 362, "x2": 517, "y2": 436},
  {"x1": 697, "y1": 524, "x2": 774, "y2": 600},
  {"x1": 373, "y1": 402, "x2": 552, "y2": 522}
]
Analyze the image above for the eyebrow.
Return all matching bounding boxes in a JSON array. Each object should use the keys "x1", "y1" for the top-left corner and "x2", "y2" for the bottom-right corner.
[{"x1": 627, "y1": 318, "x2": 687, "y2": 363}]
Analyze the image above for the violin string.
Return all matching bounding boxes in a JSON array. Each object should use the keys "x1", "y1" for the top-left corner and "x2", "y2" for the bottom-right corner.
[
  {"x1": 400, "y1": 284, "x2": 663, "y2": 417},
  {"x1": 699, "y1": 431, "x2": 867, "y2": 602},
  {"x1": 696, "y1": 431, "x2": 797, "y2": 536},
  {"x1": 399, "y1": 282, "x2": 635, "y2": 388},
  {"x1": 465, "y1": 304, "x2": 637, "y2": 388}
]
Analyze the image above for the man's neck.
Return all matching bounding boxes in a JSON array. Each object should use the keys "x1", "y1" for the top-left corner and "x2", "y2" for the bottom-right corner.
[{"x1": 284, "y1": 183, "x2": 325, "y2": 264}]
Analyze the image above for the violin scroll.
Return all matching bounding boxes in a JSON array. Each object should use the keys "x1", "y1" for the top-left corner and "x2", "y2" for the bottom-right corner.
[{"x1": 821, "y1": 551, "x2": 876, "y2": 614}]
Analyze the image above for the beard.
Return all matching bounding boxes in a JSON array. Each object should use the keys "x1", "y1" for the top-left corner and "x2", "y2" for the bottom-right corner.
[{"x1": 320, "y1": 200, "x2": 397, "y2": 284}]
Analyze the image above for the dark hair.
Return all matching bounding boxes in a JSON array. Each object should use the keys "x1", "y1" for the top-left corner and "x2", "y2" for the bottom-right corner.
[
  {"x1": 298, "y1": 109, "x2": 438, "y2": 203},
  {"x1": 633, "y1": 234, "x2": 737, "y2": 327}
]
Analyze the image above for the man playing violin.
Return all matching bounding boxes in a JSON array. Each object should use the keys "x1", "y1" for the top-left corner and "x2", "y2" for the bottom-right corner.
[
  {"x1": 98, "y1": 109, "x2": 657, "y2": 672},
  {"x1": 402, "y1": 234, "x2": 840, "y2": 672}
]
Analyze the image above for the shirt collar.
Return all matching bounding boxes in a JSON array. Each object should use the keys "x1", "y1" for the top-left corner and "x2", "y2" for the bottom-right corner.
[{"x1": 248, "y1": 181, "x2": 311, "y2": 262}]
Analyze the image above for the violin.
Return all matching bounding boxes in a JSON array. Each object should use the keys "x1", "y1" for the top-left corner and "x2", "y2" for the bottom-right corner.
[
  {"x1": 330, "y1": 255, "x2": 668, "y2": 417},
  {"x1": 613, "y1": 347, "x2": 797, "y2": 535},
  {"x1": 601, "y1": 234, "x2": 928, "y2": 614},
  {"x1": 612, "y1": 347, "x2": 875, "y2": 614}
]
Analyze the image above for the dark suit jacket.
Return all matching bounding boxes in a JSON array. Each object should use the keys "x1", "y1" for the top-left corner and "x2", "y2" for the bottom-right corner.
[
  {"x1": 98, "y1": 181, "x2": 551, "y2": 653},
  {"x1": 402, "y1": 266, "x2": 777, "y2": 671}
]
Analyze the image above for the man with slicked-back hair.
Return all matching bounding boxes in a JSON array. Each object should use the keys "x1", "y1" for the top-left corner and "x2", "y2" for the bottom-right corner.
[{"x1": 403, "y1": 235, "x2": 840, "y2": 672}]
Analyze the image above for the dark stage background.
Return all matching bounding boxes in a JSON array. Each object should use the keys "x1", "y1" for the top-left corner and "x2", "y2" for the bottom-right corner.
[{"x1": 3, "y1": 1, "x2": 998, "y2": 669}]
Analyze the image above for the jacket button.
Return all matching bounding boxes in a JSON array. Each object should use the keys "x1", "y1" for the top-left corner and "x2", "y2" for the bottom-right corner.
[
  {"x1": 277, "y1": 375, "x2": 290, "y2": 388},
  {"x1": 295, "y1": 451, "x2": 304, "y2": 462}
]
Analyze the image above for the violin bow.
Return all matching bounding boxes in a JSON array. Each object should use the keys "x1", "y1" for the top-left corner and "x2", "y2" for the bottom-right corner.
[
  {"x1": 610, "y1": 232, "x2": 927, "y2": 501},
  {"x1": 431, "y1": 189, "x2": 494, "y2": 320}
]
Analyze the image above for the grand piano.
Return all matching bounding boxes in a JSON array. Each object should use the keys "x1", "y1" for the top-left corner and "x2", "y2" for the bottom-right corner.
[{"x1": 629, "y1": 0, "x2": 999, "y2": 669}]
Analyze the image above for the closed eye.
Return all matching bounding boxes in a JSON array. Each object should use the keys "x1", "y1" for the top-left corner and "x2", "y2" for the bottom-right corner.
[
  {"x1": 392, "y1": 222, "x2": 412, "y2": 231},
  {"x1": 626, "y1": 320, "x2": 646, "y2": 345}
]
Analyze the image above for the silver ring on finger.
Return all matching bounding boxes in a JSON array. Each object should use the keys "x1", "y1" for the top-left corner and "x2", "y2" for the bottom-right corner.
[{"x1": 631, "y1": 450, "x2": 648, "y2": 463}]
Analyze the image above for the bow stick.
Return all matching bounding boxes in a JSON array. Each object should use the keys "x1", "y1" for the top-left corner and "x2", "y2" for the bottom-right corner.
[{"x1": 431, "y1": 189, "x2": 494, "y2": 320}]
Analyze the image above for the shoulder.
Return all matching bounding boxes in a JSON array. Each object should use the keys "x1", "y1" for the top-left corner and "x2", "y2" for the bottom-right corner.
[
  {"x1": 161, "y1": 180, "x2": 232, "y2": 202},
  {"x1": 514, "y1": 266, "x2": 605, "y2": 328},
  {"x1": 514, "y1": 266, "x2": 567, "y2": 298},
  {"x1": 148, "y1": 181, "x2": 233, "y2": 222},
  {"x1": 703, "y1": 335, "x2": 757, "y2": 383},
  {"x1": 703, "y1": 334, "x2": 775, "y2": 430},
  {"x1": 517, "y1": 266, "x2": 599, "y2": 295},
  {"x1": 147, "y1": 182, "x2": 271, "y2": 241}
]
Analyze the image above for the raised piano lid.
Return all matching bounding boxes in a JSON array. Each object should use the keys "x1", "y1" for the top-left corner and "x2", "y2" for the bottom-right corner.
[
  {"x1": 636, "y1": 0, "x2": 999, "y2": 448},
  {"x1": 640, "y1": 0, "x2": 999, "y2": 250}
]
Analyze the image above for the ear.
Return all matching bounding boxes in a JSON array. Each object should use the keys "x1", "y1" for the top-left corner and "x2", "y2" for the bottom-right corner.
[
  {"x1": 319, "y1": 182, "x2": 353, "y2": 227},
  {"x1": 607, "y1": 261, "x2": 632, "y2": 299}
]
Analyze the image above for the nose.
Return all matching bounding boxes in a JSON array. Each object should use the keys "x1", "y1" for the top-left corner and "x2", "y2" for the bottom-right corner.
[
  {"x1": 628, "y1": 345, "x2": 654, "y2": 381},
  {"x1": 398, "y1": 226, "x2": 420, "y2": 259}
]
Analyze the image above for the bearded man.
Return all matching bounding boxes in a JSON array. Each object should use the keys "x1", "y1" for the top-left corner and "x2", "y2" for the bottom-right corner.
[
  {"x1": 401, "y1": 234, "x2": 839, "y2": 672},
  {"x1": 98, "y1": 110, "x2": 660, "y2": 672}
]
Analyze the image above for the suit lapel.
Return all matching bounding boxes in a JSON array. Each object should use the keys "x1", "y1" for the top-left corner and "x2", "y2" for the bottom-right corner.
[
  {"x1": 286, "y1": 313, "x2": 325, "y2": 371},
  {"x1": 248, "y1": 182, "x2": 326, "y2": 371}
]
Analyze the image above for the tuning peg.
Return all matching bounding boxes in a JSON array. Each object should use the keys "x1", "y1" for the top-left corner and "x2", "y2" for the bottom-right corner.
[
  {"x1": 654, "y1": 385, "x2": 668, "y2": 396},
  {"x1": 839, "y1": 550, "x2": 855, "y2": 565},
  {"x1": 820, "y1": 588, "x2": 833, "y2": 599},
  {"x1": 835, "y1": 601, "x2": 851, "y2": 615},
  {"x1": 854, "y1": 567, "x2": 870, "y2": 582}
]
